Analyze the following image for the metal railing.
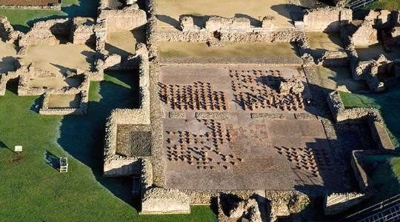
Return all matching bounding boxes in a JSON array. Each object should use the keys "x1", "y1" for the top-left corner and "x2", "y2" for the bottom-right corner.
[
  {"x1": 347, "y1": 0, "x2": 378, "y2": 10},
  {"x1": 341, "y1": 194, "x2": 400, "y2": 221}
]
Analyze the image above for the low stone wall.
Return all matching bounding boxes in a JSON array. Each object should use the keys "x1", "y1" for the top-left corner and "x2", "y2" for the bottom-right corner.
[
  {"x1": 140, "y1": 158, "x2": 153, "y2": 196},
  {"x1": 99, "y1": 7, "x2": 147, "y2": 32},
  {"x1": 217, "y1": 196, "x2": 262, "y2": 222},
  {"x1": 352, "y1": 21, "x2": 378, "y2": 47},
  {"x1": 19, "y1": 18, "x2": 71, "y2": 47},
  {"x1": 155, "y1": 28, "x2": 306, "y2": 43},
  {"x1": 351, "y1": 150, "x2": 371, "y2": 192},
  {"x1": 327, "y1": 91, "x2": 394, "y2": 150},
  {"x1": 141, "y1": 188, "x2": 190, "y2": 214},
  {"x1": 39, "y1": 91, "x2": 89, "y2": 115},
  {"x1": 0, "y1": 16, "x2": 21, "y2": 43},
  {"x1": 159, "y1": 57, "x2": 303, "y2": 66},
  {"x1": 324, "y1": 192, "x2": 367, "y2": 215},
  {"x1": 351, "y1": 150, "x2": 400, "y2": 193},
  {"x1": 303, "y1": 7, "x2": 352, "y2": 32},
  {"x1": 0, "y1": 71, "x2": 18, "y2": 95},
  {"x1": 317, "y1": 50, "x2": 349, "y2": 67},
  {"x1": 104, "y1": 157, "x2": 141, "y2": 176},
  {"x1": 71, "y1": 17, "x2": 96, "y2": 46},
  {"x1": 103, "y1": 46, "x2": 150, "y2": 176},
  {"x1": 17, "y1": 64, "x2": 90, "y2": 96}
]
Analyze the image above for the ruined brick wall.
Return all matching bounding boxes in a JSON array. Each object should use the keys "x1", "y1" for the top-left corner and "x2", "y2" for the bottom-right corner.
[
  {"x1": 99, "y1": 8, "x2": 147, "y2": 32},
  {"x1": 0, "y1": 0, "x2": 59, "y2": 6},
  {"x1": 71, "y1": 17, "x2": 96, "y2": 45},
  {"x1": 103, "y1": 47, "x2": 150, "y2": 176},
  {"x1": 141, "y1": 188, "x2": 190, "y2": 214},
  {"x1": 324, "y1": 192, "x2": 367, "y2": 215},
  {"x1": 327, "y1": 91, "x2": 394, "y2": 150},
  {"x1": 205, "y1": 16, "x2": 251, "y2": 32},
  {"x1": 155, "y1": 28, "x2": 305, "y2": 43},
  {"x1": 0, "y1": 16, "x2": 20, "y2": 43},
  {"x1": 303, "y1": 7, "x2": 352, "y2": 32},
  {"x1": 19, "y1": 18, "x2": 71, "y2": 47},
  {"x1": 352, "y1": 21, "x2": 378, "y2": 46}
]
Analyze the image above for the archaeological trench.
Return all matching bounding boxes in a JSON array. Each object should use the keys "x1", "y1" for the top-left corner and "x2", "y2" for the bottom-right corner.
[{"x1": 1, "y1": 0, "x2": 400, "y2": 220}]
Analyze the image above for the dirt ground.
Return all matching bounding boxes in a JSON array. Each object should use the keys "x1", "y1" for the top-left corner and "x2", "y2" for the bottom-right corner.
[
  {"x1": 156, "y1": 0, "x2": 296, "y2": 29},
  {"x1": 356, "y1": 44, "x2": 400, "y2": 61},
  {"x1": 313, "y1": 66, "x2": 368, "y2": 92},
  {"x1": 47, "y1": 94, "x2": 81, "y2": 108},
  {"x1": 307, "y1": 32, "x2": 344, "y2": 57},
  {"x1": 159, "y1": 42, "x2": 299, "y2": 59},
  {"x1": 28, "y1": 74, "x2": 83, "y2": 89},
  {"x1": 0, "y1": 41, "x2": 17, "y2": 73},
  {"x1": 116, "y1": 125, "x2": 152, "y2": 157},
  {"x1": 105, "y1": 28, "x2": 145, "y2": 57},
  {"x1": 160, "y1": 64, "x2": 341, "y2": 191},
  {"x1": 23, "y1": 44, "x2": 94, "y2": 74}
]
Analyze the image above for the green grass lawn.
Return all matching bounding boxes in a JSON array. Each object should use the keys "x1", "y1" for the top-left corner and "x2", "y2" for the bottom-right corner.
[
  {"x1": 0, "y1": 0, "x2": 98, "y2": 32},
  {"x1": 367, "y1": 0, "x2": 400, "y2": 11},
  {"x1": 362, "y1": 155, "x2": 400, "y2": 200},
  {"x1": 339, "y1": 90, "x2": 400, "y2": 147},
  {"x1": 0, "y1": 73, "x2": 216, "y2": 221},
  {"x1": 339, "y1": 87, "x2": 400, "y2": 200}
]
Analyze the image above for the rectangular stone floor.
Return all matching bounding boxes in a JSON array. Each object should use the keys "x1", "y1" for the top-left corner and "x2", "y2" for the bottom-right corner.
[{"x1": 160, "y1": 65, "x2": 340, "y2": 190}]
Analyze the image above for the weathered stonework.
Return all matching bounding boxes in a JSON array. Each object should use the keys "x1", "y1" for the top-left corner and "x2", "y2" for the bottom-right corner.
[
  {"x1": 327, "y1": 91, "x2": 394, "y2": 150},
  {"x1": 303, "y1": 7, "x2": 352, "y2": 32},
  {"x1": 324, "y1": 192, "x2": 367, "y2": 215},
  {"x1": 141, "y1": 188, "x2": 190, "y2": 214},
  {"x1": 352, "y1": 21, "x2": 378, "y2": 46},
  {"x1": 98, "y1": 6, "x2": 147, "y2": 32}
]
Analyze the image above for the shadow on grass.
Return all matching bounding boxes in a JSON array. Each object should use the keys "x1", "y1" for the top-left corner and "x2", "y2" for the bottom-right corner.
[
  {"x1": 57, "y1": 70, "x2": 140, "y2": 205},
  {"x1": 0, "y1": 141, "x2": 15, "y2": 154},
  {"x1": 339, "y1": 82, "x2": 400, "y2": 148},
  {"x1": 25, "y1": 0, "x2": 99, "y2": 28},
  {"x1": 45, "y1": 150, "x2": 59, "y2": 171}
]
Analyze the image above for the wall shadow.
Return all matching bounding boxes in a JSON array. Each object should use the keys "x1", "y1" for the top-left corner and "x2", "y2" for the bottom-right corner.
[
  {"x1": 156, "y1": 14, "x2": 180, "y2": 29},
  {"x1": 0, "y1": 56, "x2": 16, "y2": 73},
  {"x1": 45, "y1": 150, "x2": 59, "y2": 171},
  {"x1": 57, "y1": 70, "x2": 140, "y2": 205},
  {"x1": 234, "y1": 13, "x2": 261, "y2": 27}
]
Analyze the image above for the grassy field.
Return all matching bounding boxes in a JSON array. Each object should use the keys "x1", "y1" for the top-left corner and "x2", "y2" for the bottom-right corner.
[
  {"x1": 0, "y1": 73, "x2": 216, "y2": 221},
  {"x1": 159, "y1": 42, "x2": 299, "y2": 59},
  {"x1": 339, "y1": 87, "x2": 400, "y2": 200},
  {"x1": 339, "y1": 90, "x2": 400, "y2": 147},
  {"x1": 367, "y1": 0, "x2": 400, "y2": 11},
  {"x1": 0, "y1": 0, "x2": 98, "y2": 32},
  {"x1": 362, "y1": 155, "x2": 400, "y2": 200}
]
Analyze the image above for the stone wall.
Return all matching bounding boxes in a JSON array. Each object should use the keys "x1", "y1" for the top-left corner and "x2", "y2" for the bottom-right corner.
[
  {"x1": 352, "y1": 21, "x2": 378, "y2": 47},
  {"x1": 99, "y1": 7, "x2": 147, "y2": 32},
  {"x1": 0, "y1": 16, "x2": 20, "y2": 43},
  {"x1": 0, "y1": 71, "x2": 18, "y2": 95},
  {"x1": 141, "y1": 188, "x2": 190, "y2": 214},
  {"x1": 327, "y1": 91, "x2": 394, "y2": 150},
  {"x1": 140, "y1": 158, "x2": 153, "y2": 196},
  {"x1": 205, "y1": 16, "x2": 251, "y2": 32},
  {"x1": 324, "y1": 192, "x2": 367, "y2": 215},
  {"x1": 19, "y1": 18, "x2": 71, "y2": 47},
  {"x1": 17, "y1": 64, "x2": 90, "y2": 96},
  {"x1": 303, "y1": 7, "x2": 352, "y2": 32},
  {"x1": 351, "y1": 150, "x2": 370, "y2": 192},
  {"x1": 217, "y1": 196, "x2": 262, "y2": 222},
  {"x1": 71, "y1": 17, "x2": 96, "y2": 45},
  {"x1": 155, "y1": 28, "x2": 306, "y2": 43},
  {"x1": 39, "y1": 91, "x2": 89, "y2": 115},
  {"x1": 103, "y1": 46, "x2": 150, "y2": 176},
  {"x1": 317, "y1": 50, "x2": 349, "y2": 67}
]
